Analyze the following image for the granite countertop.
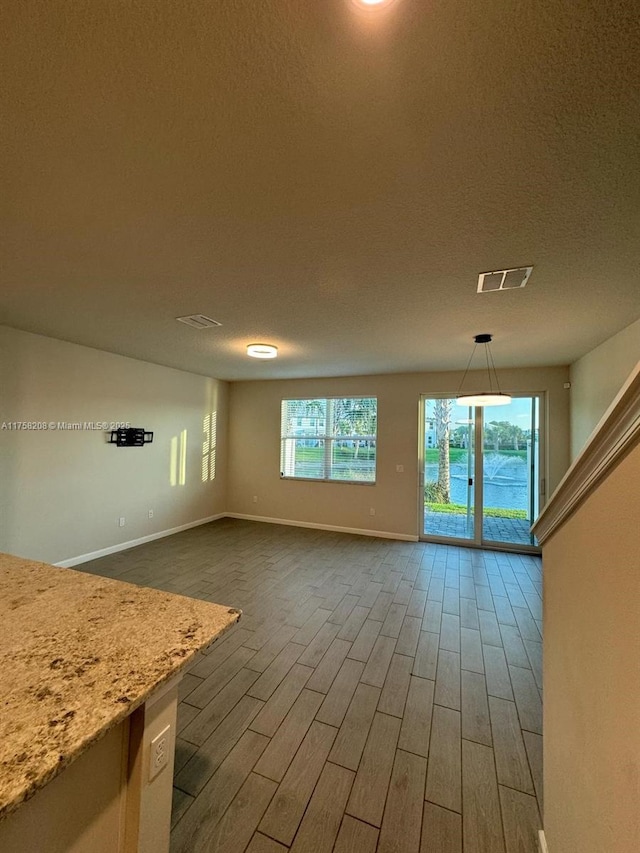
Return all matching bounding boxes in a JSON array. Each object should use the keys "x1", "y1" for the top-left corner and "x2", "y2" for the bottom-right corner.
[{"x1": 0, "y1": 552, "x2": 240, "y2": 820}]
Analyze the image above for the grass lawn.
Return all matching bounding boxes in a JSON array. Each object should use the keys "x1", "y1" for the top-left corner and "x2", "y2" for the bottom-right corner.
[
  {"x1": 425, "y1": 448, "x2": 527, "y2": 463},
  {"x1": 425, "y1": 502, "x2": 528, "y2": 519},
  {"x1": 296, "y1": 448, "x2": 525, "y2": 465},
  {"x1": 426, "y1": 448, "x2": 467, "y2": 463},
  {"x1": 291, "y1": 445, "x2": 376, "y2": 481},
  {"x1": 294, "y1": 446, "x2": 375, "y2": 463}
]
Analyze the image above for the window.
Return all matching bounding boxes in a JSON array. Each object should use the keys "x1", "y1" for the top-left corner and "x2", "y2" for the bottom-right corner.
[{"x1": 280, "y1": 397, "x2": 377, "y2": 483}]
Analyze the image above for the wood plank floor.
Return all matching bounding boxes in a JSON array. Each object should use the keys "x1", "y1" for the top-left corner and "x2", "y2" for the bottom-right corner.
[{"x1": 80, "y1": 518, "x2": 543, "y2": 853}]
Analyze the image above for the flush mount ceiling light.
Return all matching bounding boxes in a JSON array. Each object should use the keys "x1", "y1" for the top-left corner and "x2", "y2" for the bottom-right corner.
[
  {"x1": 353, "y1": 0, "x2": 396, "y2": 8},
  {"x1": 456, "y1": 334, "x2": 512, "y2": 407},
  {"x1": 247, "y1": 343, "x2": 278, "y2": 359}
]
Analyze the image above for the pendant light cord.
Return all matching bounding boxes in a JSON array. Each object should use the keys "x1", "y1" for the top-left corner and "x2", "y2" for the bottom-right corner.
[
  {"x1": 486, "y1": 344, "x2": 504, "y2": 394},
  {"x1": 485, "y1": 342, "x2": 493, "y2": 393},
  {"x1": 456, "y1": 336, "x2": 505, "y2": 397},
  {"x1": 456, "y1": 343, "x2": 478, "y2": 396}
]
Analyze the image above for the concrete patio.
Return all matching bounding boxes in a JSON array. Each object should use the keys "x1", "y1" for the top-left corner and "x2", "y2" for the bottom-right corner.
[{"x1": 424, "y1": 507, "x2": 535, "y2": 546}]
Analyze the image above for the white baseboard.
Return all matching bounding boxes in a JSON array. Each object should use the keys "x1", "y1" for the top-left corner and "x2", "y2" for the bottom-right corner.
[
  {"x1": 225, "y1": 512, "x2": 419, "y2": 542},
  {"x1": 55, "y1": 514, "x2": 226, "y2": 568},
  {"x1": 56, "y1": 510, "x2": 418, "y2": 568},
  {"x1": 538, "y1": 830, "x2": 549, "y2": 853}
]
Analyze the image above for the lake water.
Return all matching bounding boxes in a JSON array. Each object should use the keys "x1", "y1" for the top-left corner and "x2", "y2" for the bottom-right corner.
[{"x1": 426, "y1": 461, "x2": 529, "y2": 511}]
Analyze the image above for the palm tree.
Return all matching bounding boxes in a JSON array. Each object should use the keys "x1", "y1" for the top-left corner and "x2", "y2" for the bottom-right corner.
[
  {"x1": 508, "y1": 423, "x2": 525, "y2": 450},
  {"x1": 434, "y1": 399, "x2": 452, "y2": 503},
  {"x1": 334, "y1": 398, "x2": 377, "y2": 459},
  {"x1": 486, "y1": 420, "x2": 511, "y2": 451}
]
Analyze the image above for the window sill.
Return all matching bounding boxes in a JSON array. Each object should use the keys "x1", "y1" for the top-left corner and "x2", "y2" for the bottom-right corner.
[{"x1": 280, "y1": 475, "x2": 376, "y2": 486}]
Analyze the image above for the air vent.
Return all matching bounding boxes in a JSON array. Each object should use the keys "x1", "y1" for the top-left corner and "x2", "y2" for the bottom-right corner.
[
  {"x1": 477, "y1": 266, "x2": 533, "y2": 293},
  {"x1": 176, "y1": 314, "x2": 222, "y2": 329}
]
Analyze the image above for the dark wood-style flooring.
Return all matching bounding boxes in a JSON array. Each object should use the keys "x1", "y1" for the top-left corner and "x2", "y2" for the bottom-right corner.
[{"x1": 81, "y1": 518, "x2": 543, "y2": 853}]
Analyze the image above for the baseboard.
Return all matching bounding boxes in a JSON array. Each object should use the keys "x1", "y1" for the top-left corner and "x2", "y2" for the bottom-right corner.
[
  {"x1": 225, "y1": 512, "x2": 419, "y2": 542},
  {"x1": 56, "y1": 510, "x2": 418, "y2": 567},
  {"x1": 55, "y1": 514, "x2": 226, "y2": 568},
  {"x1": 538, "y1": 830, "x2": 549, "y2": 853}
]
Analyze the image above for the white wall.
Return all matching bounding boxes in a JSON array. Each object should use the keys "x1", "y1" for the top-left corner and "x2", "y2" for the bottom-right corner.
[
  {"x1": 0, "y1": 326, "x2": 228, "y2": 564},
  {"x1": 228, "y1": 366, "x2": 570, "y2": 539},
  {"x1": 570, "y1": 317, "x2": 640, "y2": 458}
]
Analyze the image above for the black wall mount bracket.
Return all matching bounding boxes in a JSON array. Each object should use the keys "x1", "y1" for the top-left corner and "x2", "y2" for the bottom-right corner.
[{"x1": 108, "y1": 428, "x2": 154, "y2": 447}]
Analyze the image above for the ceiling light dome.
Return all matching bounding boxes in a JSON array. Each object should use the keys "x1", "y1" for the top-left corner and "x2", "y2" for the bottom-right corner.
[
  {"x1": 354, "y1": 0, "x2": 395, "y2": 7},
  {"x1": 247, "y1": 343, "x2": 278, "y2": 359},
  {"x1": 456, "y1": 393, "x2": 511, "y2": 407}
]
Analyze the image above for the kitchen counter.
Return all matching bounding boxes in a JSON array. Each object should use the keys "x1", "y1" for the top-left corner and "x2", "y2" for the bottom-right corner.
[{"x1": 0, "y1": 552, "x2": 240, "y2": 822}]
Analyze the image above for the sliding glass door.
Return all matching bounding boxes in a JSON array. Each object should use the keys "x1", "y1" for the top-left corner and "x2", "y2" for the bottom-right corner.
[
  {"x1": 421, "y1": 395, "x2": 542, "y2": 549},
  {"x1": 481, "y1": 397, "x2": 539, "y2": 546},
  {"x1": 423, "y1": 399, "x2": 475, "y2": 540}
]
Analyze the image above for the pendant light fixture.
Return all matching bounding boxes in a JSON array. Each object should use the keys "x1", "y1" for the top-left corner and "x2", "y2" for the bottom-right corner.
[{"x1": 456, "y1": 334, "x2": 512, "y2": 407}]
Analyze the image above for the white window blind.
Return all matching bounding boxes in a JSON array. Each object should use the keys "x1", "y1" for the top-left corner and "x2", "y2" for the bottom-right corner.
[{"x1": 280, "y1": 397, "x2": 377, "y2": 483}]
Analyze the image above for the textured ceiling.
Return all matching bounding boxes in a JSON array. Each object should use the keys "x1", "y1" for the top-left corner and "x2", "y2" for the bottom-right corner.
[{"x1": 1, "y1": 0, "x2": 639, "y2": 380}]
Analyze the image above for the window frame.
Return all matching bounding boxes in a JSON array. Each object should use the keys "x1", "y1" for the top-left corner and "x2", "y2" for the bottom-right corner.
[{"x1": 280, "y1": 396, "x2": 377, "y2": 485}]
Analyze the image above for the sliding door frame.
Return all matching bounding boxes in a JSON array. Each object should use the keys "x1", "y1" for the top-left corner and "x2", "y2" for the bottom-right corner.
[{"x1": 418, "y1": 393, "x2": 545, "y2": 554}]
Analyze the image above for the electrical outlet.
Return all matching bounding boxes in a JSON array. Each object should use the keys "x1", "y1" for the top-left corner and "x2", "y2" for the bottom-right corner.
[
  {"x1": 148, "y1": 509, "x2": 154, "y2": 519},
  {"x1": 369, "y1": 507, "x2": 376, "y2": 516},
  {"x1": 252, "y1": 495, "x2": 258, "y2": 503},
  {"x1": 118, "y1": 517, "x2": 125, "y2": 527},
  {"x1": 396, "y1": 464, "x2": 404, "y2": 473},
  {"x1": 149, "y1": 724, "x2": 171, "y2": 781}
]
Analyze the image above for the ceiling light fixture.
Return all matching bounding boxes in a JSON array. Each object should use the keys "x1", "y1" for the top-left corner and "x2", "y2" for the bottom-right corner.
[
  {"x1": 354, "y1": 0, "x2": 395, "y2": 8},
  {"x1": 247, "y1": 343, "x2": 278, "y2": 359},
  {"x1": 456, "y1": 334, "x2": 512, "y2": 407}
]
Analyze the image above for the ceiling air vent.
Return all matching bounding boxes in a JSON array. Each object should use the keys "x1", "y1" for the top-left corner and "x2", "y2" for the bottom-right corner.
[
  {"x1": 176, "y1": 314, "x2": 222, "y2": 329},
  {"x1": 477, "y1": 266, "x2": 533, "y2": 293}
]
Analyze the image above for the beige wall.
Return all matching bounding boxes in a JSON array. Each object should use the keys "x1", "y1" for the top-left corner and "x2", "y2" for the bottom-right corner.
[
  {"x1": 0, "y1": 325, "x2": 571, "y2": 559},
  {"x1": 543, "y1": 441, "x2": 640, "y2": 853},
  {"x1": 0, "y1": 326, "x2": 228, "y2": 564},
  {"x1": 0, "y1": 720, "x2": 128, "y2": 853},
  {"x1": 228, "y1": 366, "x2": 570, "y2": 539},
  {"x1": 570, "y1": 317, "x2": 640, "y2": 458},
  {"x1": 0, "y1": 681, "x2": 180, "y2": 853}
]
